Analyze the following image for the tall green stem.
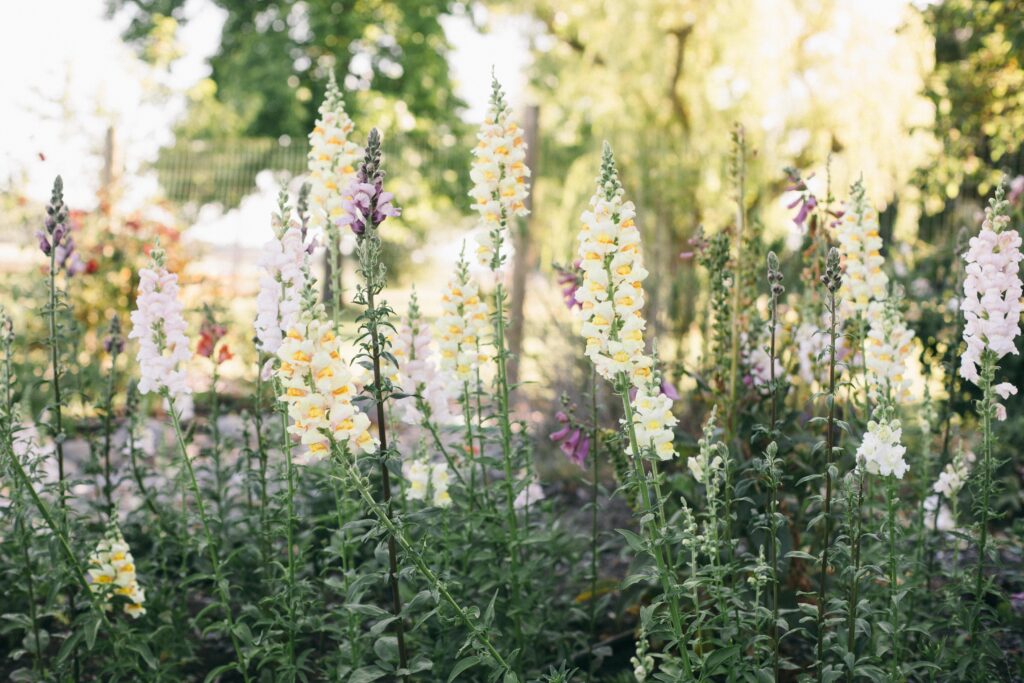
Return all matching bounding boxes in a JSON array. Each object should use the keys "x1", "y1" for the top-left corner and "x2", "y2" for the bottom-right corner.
[
  {"x1": 332, "y1": 447, "x2": 515, "y2": 678},
  {"x1": 817, "y1": 286, "x2": 838, "y2": 683},
  {"x1": 364, "y1": 281, "x2": 410, "y2": 679},
  {"x1": 973, "y1": 353, "x2": 996, "y2": 627},
  {"x1": 588, "y1": 367, "x2": 600, "y2": 683},
  {"x1": 493, "y1": 280, "x2": 525, "y2": 649},
  {"x1": 166, "y1": 392, "x2": 250, "y2": 681},
  {"x1": 274, "y1": 379, "x2": 298, "y2": 678},
  {"x1": 846, "y1": 473, "x2": 864, "y2": 683},
  {"x1": 101, "y1": 346, "x2": 119, "y2": 515},
  {"x1": 619, "y1": 383, "x2": 692, "y2": 677},
  {"x1": 887, "y1": 478, "x2": 900, "y2": 680}
]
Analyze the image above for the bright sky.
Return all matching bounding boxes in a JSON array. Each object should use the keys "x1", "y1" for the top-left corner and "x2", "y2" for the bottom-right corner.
[{"x1": 0, "y1": 0, "x2": 530, "y2": 234}]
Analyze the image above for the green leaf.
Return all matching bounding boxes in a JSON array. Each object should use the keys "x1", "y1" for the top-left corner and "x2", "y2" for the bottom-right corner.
[
  {"x1": 349, "y1": 666, "x2": 388, "y2": 683},
  {"x1": 447, "y1": 655, "x2": 481, "y2": 682}
]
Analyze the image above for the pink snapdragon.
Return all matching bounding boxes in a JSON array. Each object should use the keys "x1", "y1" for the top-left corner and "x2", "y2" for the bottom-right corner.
[
  {"x1": 959, "y1": 192, "x2": 1023, "y2": 420},
  {"x1": 129, "y1": 249, "x2": 191, "y2": 398}
]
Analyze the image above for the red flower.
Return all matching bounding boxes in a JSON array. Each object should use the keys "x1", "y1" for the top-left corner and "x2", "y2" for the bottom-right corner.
[{"x1": 217, "y1": 344, "x2": 233, "y2": 364}]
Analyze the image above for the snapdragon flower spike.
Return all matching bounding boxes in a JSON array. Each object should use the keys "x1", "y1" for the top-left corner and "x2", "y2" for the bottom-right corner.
[
  {"x1": 856, "y1": 407, "x2": 908, "y2": 479},
  {"x1": 864, "y1": 296, "x2": 916, "y2": 402},
  {"x1": 87, "y1": 521, "x2": 146, "y2": 619},
  {"x1": 689, "y1": 406, "x2": 725, "y2": 484},
  {"x1": 933, "y1": 445, "x2": 975, "y2": 499},
  {"x1": 337, "y1": 129, "x2": 400, "y2": 236},
  {"x1": 38, "y1": 175, "x2": 86, "y2": 276},
  {"x1": 470, "y1": 76, "x2": 531, "y2": 270},
  {"x1": 960, "y1": 181, "x2": 1024, "y2": 420},
  {"x1": 574, "y1": 142, "x2": 653, "y2": 388},
  {"x1": 437, "y1": 250, "x2": 490, "y2": 382},
  {"x1": 403, "y1": 459, "x2": 453, "y2": 507},
  {"x1": 275, "y1": 317, "x2": 376, "y2": 462},
  {"x1": 255, "y1": 193, "x2": 310, "y2": 354},
  {"x1": 128, "y1": 245, "x2": 192, "y2": 398},
  {"x1": 104, "y1": 314, "x2": 125, "y2": 356},
  {"x1": 307, "y1": 71, "x2": 362, "y2": 231},
  {"x1": 554, "y1": 260, "x2": 583, "y2": 310},
  {"x1": 549, "y1": 410, "x2": 590, "y2": 467},
  {"x1": 384, "y1": 291, "x2": 454, "y2": 426},
  {"x1": 834, "y1": 180, "x2": 888, "y2": 317}
]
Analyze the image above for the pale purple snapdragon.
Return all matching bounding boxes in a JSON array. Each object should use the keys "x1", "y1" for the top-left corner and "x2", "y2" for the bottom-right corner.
[{"x1": 336, "y1": 129, "x2": 400, "y2": 237}]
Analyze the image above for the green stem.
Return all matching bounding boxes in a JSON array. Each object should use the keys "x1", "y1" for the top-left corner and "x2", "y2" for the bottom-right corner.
[
  {"x1": 588, "y1": 366, "x2": 600, "y2": 683},
  {"x1": 4, "y1": 436, "x2": 104, "y2": 616},
  {"x1": 364, "y1": 282, "x2": 410, "y2": 679},
  {"x1": 331, "y1": 447, "x2": 515, "y2": 677},
  {"x1": 166, "y1": 392, "x2": 250, "y2": 682},
  {"x1": 846, "y1": 473, "x2": 864, "y2": 683},
  {"x1": 619, "y1": 384, "x2": 692, "y2": 677},
  {"x1": 493, "y1": 281, "x2": 524, "y2": 650},
  {"x1": 887, "y1": 478, "x2": 899, "y2": 680},
  {"x1": 973, "y1": 353, "x2": 995, "y2": 630},
  {"x1": 101, "y1": 349, "x2": 119, "y2": 516},
  {"x1": 275, "y1": 381, "x2": 298, "y2": 679},
  {"x1": 817, "y1": 288, "x2": 838, "y2": 683}
]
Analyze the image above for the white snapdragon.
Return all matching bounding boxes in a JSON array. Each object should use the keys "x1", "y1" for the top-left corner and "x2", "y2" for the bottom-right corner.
[
  {"x1": 469, "y1": 78, "x2": 530, "y2": 270},
  {"x1": 689, "y1": 407, "x2": 725, "y2": 485},
  {"x1": 630, "y1": 388, "x2": 678, "y2": 461},
  {"x1": 255, "y1": 208, "x2": 309, "y2": 354},
  {"x1": 404, "y1": 460, "x2": 452, "y2": 508},
  {"x1": 437, "y1": 254, "x2": 491, "y2": 383},
  {"x1": 386, "y1": 297, "x2": 454, "y2": 426},
  {"x1": 275, "y1": 318, "x2": 376, "y2": 462},
  {"x1": 933, "y1": 447, "x2": 975, "y2": 499},
  {"x1": 307, "y1": 72, "x2": 361, "y2": 231},
  {"x1": 575, "y1": 143, "x2": 653, "y2": 389},
  {"x1": 129, "y1": 249, "x2": 191, "y2": 399},
  {"x1": 87, "y1": 523, "x2": 146, "y2": 619},
  {"x1": 864, "y1": 299, "x2": 916, "y2": 402},
  {"x1": 834, "y1": 181, "x2": 888, "y2": 318},
  {"x1": 856, "y1": 415, "x2": 908, "y2": 479}
]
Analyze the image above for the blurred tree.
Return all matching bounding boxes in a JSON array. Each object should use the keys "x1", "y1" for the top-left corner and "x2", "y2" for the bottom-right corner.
[
  {"x1": 110, "y1": 0, "x2": 468, "y2": 139},
  {"x1": 919, "y1": 0, "x2": 1024, "y2": 213},
  {"x1": 498, "y1": 0, "x2": 936, "y2": 345}
]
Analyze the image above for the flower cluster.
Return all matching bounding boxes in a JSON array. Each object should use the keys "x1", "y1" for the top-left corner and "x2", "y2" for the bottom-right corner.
[
  {"x1": 549, "y1": 410, "x2": 590, "y2": 467},
  {"x1": 87, "y1": 523, "x2": 146, "y2": 619},
  {"x1": 933, "y1": 447, "x2": 974, "y2": 499},
  {"x1": 554, "y1": 261, "x2": 583, "y2": 310},
  {"x1": 689, "y1": 407, "x2": 725, "y2": 484},
  {"x1": 834, "y1": 180, "x2": 888, "y2": 317},
  {"x1": 403, "y1": 459, "x2": 452, "y2": 507},
  {"x1": 469, "y1": 77, "x2": 530, "y2": 269},
  {"x1": 385, "y1": 293, "x2": 453, "y2": 426},
  {"x1": 129, "y1": 247, "x2": 192, "y2": 398},
  {"x1": 960, "y1": 184, "x2": 1023, "y2": 420},
  {"x1": 255, "y1": 203, "x2": 310, "y2": 354},
  {"x1": 743, "y1": 331, "x2": 784, "y2": 391},
  {"x1": 864, "y1": 298, "x2": 916, "y2": 402},
  {"x1": 856, "y1": 413, "x2": 908, "y2": 479},
  {"x1": 574, "y1": 143, "x2": 652, "y2": 388},
  {"x1": 437, "y1": 253, "x2": 490, "y2": 382},
  {"x1": 38, "y1": 176, "x2": 86, "y2": 276},
  {"x1": 307, "y1": 72, "x2": 361, "y2": 232},
  {"x1": 337, "y1": 129, "x2": 400, "y2": 237},
  {"x1": 276, "y1": 318, "x2": 375, "y2": 462},
  {"x1": 629, "y1": 387, "x2": 678, "y2": 460}
]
